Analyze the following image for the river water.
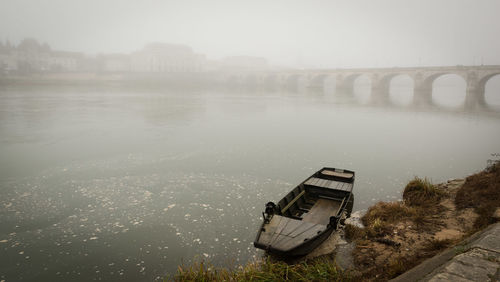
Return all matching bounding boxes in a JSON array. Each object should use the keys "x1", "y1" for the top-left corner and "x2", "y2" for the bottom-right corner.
[{"x1": 1, "y1": 84, "x2": 499, "y2": 281}]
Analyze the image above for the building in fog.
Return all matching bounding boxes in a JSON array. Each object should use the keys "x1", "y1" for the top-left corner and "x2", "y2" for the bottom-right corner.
[
  {"x1": 220, "y1": 56, "x2": 268, "y2": 71},
  {"x1": 0, "y1": 38, "x2": 83, "y2": 74},
  {"x1": 0, "y1": 41, "x2": 14, "y2": 73},
  {"x1": 0, "y1": 38, "x2": 272, "y2": 75},
  {"x1": 45, "y1": 51, "x2": 82, "y2": 72},
  {"x1": 131, "y1": 43, "x2": 205, "y2": 73},
  {"x1": 98, "y1": 53, "x2": 131, "y2": 72}
]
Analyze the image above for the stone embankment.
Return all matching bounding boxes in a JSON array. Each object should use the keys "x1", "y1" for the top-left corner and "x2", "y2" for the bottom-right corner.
[{"x1": 393, "y1": 222, "x2": 500, "y2": 281}]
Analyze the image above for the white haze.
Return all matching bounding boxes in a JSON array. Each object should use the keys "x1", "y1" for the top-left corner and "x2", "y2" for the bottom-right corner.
[{"x1": 1, "y1": 0, "x2": 500, "y2": 68}]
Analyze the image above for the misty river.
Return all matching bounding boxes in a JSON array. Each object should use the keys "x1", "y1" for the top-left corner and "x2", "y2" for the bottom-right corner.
[{"x1": 1, "y1": 83, "x2": 500, "y2": 281}]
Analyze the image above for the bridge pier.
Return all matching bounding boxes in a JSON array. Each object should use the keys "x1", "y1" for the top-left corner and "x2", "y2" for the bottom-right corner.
[
  {"x1": 371, "y1": 74, "x2": 391, "y2": 105},
  {"x1": 336, "y1": 75, "x2": 354, "y2": 95},
  {"x1": 306, "y1": 76, "x2": 324, "y2": 91},
  {"x1": 464, "y1": 73, "x2": 486, "y2": 111},
  {"x1": 413, "y1": 75, "x2": 433, "y2": 108}
]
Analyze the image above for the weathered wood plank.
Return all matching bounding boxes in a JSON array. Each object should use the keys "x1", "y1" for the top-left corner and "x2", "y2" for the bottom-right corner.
[
  {"x1": 281, "y1": 190, "x2": 306, "y2": 213},
  {"x1": 305, "y1": 177, "x2": 349, "y2": 191},
  {"x1": 320, "y1": 169, "x2": 354, "y2": 179},
  {"x1": 302, "y1": 199, "x2": 341, "y2": 225},
  {"x1": 275, "y1": 224, "x2": 325, "y2": 250}
]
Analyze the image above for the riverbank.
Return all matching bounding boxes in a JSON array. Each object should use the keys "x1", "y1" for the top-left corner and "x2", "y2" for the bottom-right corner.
[
  {"x1": 173, "y1": 163, "x2": 500, "y2": 281},
  {"x1": 345, "y1": 162, "x2": 500, "y2": 280},
  {"x1": 0, "y1": 72, "x2": 221, "y2": 88}
]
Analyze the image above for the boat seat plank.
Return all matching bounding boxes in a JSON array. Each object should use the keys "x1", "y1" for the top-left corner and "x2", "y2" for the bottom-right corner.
[
  {"x1": 305, "y1": 177, "x2": 352, "y2": 192},
  {"x1": 321, "y1": 169, "x2": 354, "y2": 179},
  {"x1": 302, "y1": 199, "x2": 341, "y2": 225}
]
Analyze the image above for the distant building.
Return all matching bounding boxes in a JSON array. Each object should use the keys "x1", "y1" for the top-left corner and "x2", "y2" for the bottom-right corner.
[
  {"x1": 98, "y1": 53, "x2": 131, "y2": 72},
  {"x1": 0, "y1": 38, "x2": 83, "y2": 74},
  {"x1": 0, "y1": 41, "x2": 16, "y2": 74},
  {"x1": 0, "y1": 54, "x2": 17, "y2": 74},
  {"x1": 0, "y1": 38, "x2": 272, "y2": 76},
  {"x1": 131, "y1": 43, "x2": 205, "y2": 73},
  {"x1": 45, "y1": 51, "x2": 82, "y2": 72},
  {"x1": 220, "y1": 56, "x2": 268, "y2": 71}
]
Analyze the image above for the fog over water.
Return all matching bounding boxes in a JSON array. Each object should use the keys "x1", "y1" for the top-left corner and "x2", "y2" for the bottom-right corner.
[
  {"x1": 1, "y1": 0, "x2": 500, "y2": 281},
  {"x1": 1, "y1": 0, "x2": 500, "y2": 67},
  {"x1": 1, "y1": 84, "x2": 500, "y2": 281}
]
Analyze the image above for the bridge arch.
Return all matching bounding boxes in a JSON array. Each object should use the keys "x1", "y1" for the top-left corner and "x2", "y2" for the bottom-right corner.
[
  {"x1": 308, "y1": 74, "x2": 329, "y2": 90},
  {"x1": 428, "y1": 73, "x2": 467, "y2": 108},
  {"x1": 285, "y1": 74, "x2": 308, "y2": 91},
  {"x1": 423, "y1": 72, "x2": 467, "y2": 87},
  {"x1": 350, "y1": 74, "x2": 372, "y2": 104},
  {"x1": 481, "y1": 73, "x2": 500, "y2": 109},
  {"x1": 387, "y1": 74, "x2": 414, "y2": 106},
  {"x1": 337, "y1": 74, "x2": 362, "y2": 94}
]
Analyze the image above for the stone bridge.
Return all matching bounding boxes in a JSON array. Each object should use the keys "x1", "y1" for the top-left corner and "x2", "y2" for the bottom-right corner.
[{"x1": 222, "y1": 65, "x2": 500, "y2": 111}]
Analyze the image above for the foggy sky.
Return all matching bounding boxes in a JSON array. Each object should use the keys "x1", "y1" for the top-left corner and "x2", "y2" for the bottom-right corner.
[{"x1": 1, "y1": 0, "x2": 500, "y2": 68}]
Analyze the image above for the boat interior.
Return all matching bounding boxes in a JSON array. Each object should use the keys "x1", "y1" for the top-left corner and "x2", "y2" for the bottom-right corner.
[
  {"x1": 255, "y1": 168, "x2": 354, "y2": 254},
  {"x1": 276, "y1": 168, "x2": 354, "y2": 225}
]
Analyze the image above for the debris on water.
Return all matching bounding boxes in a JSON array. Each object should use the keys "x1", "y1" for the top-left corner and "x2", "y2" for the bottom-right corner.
[{"x1": 163, "y1": 204, "x2": 176, "y2": 211}]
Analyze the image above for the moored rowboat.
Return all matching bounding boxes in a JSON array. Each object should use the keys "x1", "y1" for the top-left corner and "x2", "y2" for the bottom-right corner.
[{"x1": 253, "y1": 167, "x2": 355, "y2": 256}]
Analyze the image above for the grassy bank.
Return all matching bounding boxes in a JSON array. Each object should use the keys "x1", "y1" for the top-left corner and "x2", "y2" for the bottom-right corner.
[
  {"x1": 171, "y1": 163, "x2": 500, "y2": 281},
  {"x1": 173, "y1": 256, "x2": 349, "y2": 281},
  {"x1": 345, "y1": 163, "x2": 500, "y2": 281}
]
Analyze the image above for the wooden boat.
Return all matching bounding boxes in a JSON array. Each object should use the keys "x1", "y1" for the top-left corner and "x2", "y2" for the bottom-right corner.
[{"x1": 254, "y1": 167, "x2": 354, "y2": 257}]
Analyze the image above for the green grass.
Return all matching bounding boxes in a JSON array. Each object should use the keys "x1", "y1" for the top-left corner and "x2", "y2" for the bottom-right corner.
[{"x1": 172, "y1": 256, "x2": 350, "y2": 281}]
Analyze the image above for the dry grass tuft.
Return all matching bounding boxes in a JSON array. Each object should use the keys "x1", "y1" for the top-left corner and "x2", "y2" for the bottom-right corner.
[
  {"x1": 362, "y1": 202, "x2": 416, "y2": 227},
  {"x1": 359, "y1": 202, "x2": 417, "y2": 238},
  {"x1": 455, "y1": 162, "x2": 500, "y2": 230},
  {"x1": 386, "y1": 257, "x2": 411, "y2": 279},
  {"x1": 344, "y1": 224, "x2": 366, "y2": 241},
  {"x1": 423, "y1": 238, "x2": 454, "y2": 252},
  {"x1": 403, "y1": 177, "x2": 444, "y2": 207}
]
